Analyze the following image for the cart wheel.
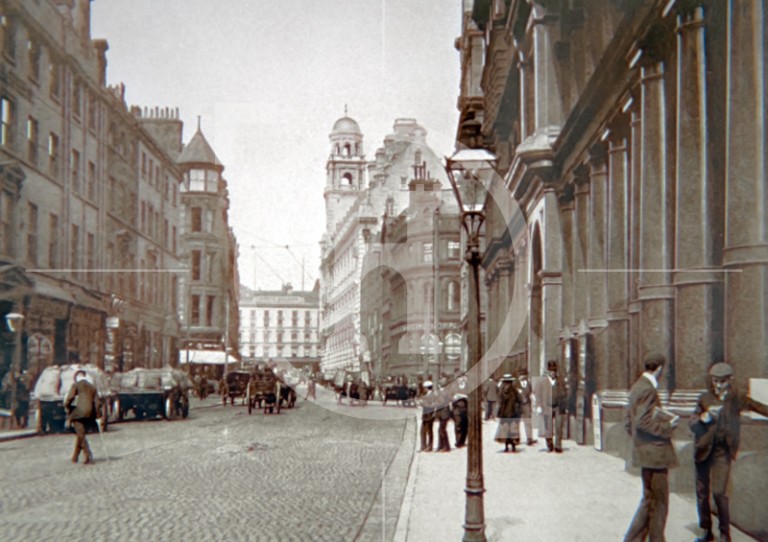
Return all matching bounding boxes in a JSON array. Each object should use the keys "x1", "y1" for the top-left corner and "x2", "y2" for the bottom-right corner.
[
  {"x1": 165, "y1": 397, "x2": 174, "y2": 420},
  {"x1": 37, "y1": 405, "x2": 45, "y2": 434},
  {"x1": 102, "y1": 403, "x2": 110, "y2": 431},
  {"x1": 113, "y1": 399, "x2": 123, "y2": 422}
]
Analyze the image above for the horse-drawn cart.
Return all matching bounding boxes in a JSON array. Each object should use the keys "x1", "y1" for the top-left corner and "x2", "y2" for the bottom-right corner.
[{"x1": 246, "y1": 369, "x2": 280, "y2": 414}]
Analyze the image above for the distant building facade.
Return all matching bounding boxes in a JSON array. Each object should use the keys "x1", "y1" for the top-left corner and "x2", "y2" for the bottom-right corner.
[
  {"x1": 360, "y1": 166, "x2": 462, "y2": 380},
  {"x1": 319, "y1": 115, "x2": 451, "y2": 377},
  {"x1": 238, "y1": 282, "x2": 320, "y2": 372}
]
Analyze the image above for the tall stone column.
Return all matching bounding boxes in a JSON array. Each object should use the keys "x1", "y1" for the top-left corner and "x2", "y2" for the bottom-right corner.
[
  {"x1": 558, "y1": 185, "x2": 576, "y2": 334},
  {"x1": 724, "y1": 0, "x2": 768, "y2": 384},
  {"x1": 628, "y1": 98, "x2": 642, "y2": 380},
  {"x1": 674, "y1": 5, "x2": 723, "y2": 389},
  {"x1": 607, "y1": 124, "x2": 630, "y2": 389},
  {"x1": 574, "y1": 168, "x2": 590, "y2": 327},
  {"x1": 540, "y1": 191, "x2": 563, "y2": 375},
  {"x1": 531, "y1": 3, "x2": 563, "y2": 134},
  {"x1": 638, "y1": 54, "x2": 675, "y2": 385},
  {"x1": 519, "y1": 55, "x2": 533, "y2": 141},
  {"x1": 573, "y1": 171, "x2": 591, "y2": 444},
  {"x1": 588, "y1": 144, "x2": 609, "y2": 391},
  {"x1": 496, "y1": 259, "x2": 513, "y2": 376}
]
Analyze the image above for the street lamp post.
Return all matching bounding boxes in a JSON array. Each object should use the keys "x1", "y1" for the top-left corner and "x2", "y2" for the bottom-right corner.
[
  {"x1": 445, "y1": 148, "x2": 497, "y2": 542},
  {"x1": 6, "y1": 312, "x2": 25, "y2": 428}
]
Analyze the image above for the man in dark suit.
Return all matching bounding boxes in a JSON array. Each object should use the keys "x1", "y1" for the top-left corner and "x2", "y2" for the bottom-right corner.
[
  {"x1": 452, "y1": 393, "x2": 469, "y2": 448},
  {"x1": 65, "y1": 369, "x2": 101, "y2": 465},
  {"x1": 435, "y1": 377, "x2": 453, "y2": 452},
  {"x1": 690, "y1": 362, "x2": 768, "y2": 542},
  {"x1": 623, "y1": 353, "x2": 679, "y2": 542}
]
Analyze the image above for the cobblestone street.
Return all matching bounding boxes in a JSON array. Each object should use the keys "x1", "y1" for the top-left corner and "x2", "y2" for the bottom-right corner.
[{"x1": 0, "y1": 397, "x2": 416, "y2": 541}]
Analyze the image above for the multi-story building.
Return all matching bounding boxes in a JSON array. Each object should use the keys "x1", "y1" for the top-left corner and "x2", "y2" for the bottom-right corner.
[
  {"x1": 0, "y1": 0, "x2": 239, "y2": 382},
  {"x1": 360, "y1": 164, "x2": 462, "y2": 380},
  {"x1": 0, "y1": 0, "x2": 185, "y2": 377},
  {"x1": 457, "y1": 0, "x2": 768, "y2": 531},
  {"x1": 319, "y1": 116, "x2": 448, "y2": 376},
  {"x1": 176, "y1": 124, "x2": 241, "y2": 371},
  {"x1": 238, "y1": 282, "x2": 320, "y2": 373}
]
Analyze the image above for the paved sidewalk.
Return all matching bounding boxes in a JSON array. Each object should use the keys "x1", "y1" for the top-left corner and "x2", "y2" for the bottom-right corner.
[
  {"x1": 0, "y1": 394, "x2": 223, "y2": 443},
  {"x1": 395, "y1": 418, "x2": 757, "y2": 542}
]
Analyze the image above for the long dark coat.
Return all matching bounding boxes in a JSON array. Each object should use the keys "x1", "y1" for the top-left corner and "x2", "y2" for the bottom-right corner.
[
  {"x1": 623, "y1": 375, "x2": 678, "y2": 469},
  {"x1": 497, "y1": 381, "x2": 518, "y2": 419},
  {"x1": 689, "y1": 388, "x2": 768, "y2": 463}
]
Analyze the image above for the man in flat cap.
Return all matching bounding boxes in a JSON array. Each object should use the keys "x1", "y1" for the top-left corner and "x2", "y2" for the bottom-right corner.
[
  {"x1": 623, "y1": 353, "x2": 679, "y2": 542},
  {"x1": 690, "y1": 362, "x2": 768, "y2": 542}
]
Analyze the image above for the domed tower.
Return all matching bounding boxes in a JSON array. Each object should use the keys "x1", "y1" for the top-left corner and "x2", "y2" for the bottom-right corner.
[{"x1": 325, "y1": 111, "x2": 366, "y2": 232}]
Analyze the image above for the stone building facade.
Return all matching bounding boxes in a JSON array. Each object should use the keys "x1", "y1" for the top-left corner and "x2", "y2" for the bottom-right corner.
[
  {"x1": 457, "y1": 0, "x2": 768, "y2": 532},
  {"x1": 0, "y1": 0, "x2": 239, "y2": 382},
  {"x1": 0, "y1": 0, "x2": 185, "y2": 377}
]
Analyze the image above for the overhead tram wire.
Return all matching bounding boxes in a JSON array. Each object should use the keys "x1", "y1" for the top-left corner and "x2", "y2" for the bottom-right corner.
[
  {"x1": 250, "y1": 247, "x2": 287, "y2": 287},
  {"x1": 245, "y1": 240, "x2": 316, "y2": 289}
]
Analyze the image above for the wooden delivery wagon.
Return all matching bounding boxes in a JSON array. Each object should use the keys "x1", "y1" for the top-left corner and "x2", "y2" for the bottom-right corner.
[{"x1": 246, "y1": 369, "x2": 280, "y2": 414}]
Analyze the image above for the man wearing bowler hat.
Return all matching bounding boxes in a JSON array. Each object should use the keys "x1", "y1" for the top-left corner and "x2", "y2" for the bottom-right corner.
[{"x1": 690, "y1": 362, "x2": 768, "y2": 542}]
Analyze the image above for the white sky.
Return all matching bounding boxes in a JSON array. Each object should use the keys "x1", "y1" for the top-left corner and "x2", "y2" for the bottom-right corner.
[{"x1": 91, "y1": 0, "x2": 463, "y2": 291}]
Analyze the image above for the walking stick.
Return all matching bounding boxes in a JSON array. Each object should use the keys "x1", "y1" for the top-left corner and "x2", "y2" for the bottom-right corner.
[{"x1": 95, "y1": 416, "x2": 110, "y2": 463}]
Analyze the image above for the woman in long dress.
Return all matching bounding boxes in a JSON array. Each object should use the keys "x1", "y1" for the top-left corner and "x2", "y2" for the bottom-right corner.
[{"x1": 495, "y1": 374, "x2": 519, "y2": 452}]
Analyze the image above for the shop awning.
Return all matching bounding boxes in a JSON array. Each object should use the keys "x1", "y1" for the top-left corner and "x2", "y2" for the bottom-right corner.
[{"x1": 179, "y1": 349, "x2": 237, "y2": 365}]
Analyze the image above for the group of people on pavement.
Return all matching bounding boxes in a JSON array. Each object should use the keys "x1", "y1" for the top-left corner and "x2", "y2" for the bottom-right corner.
[
  {"x1": 335, "y1": 376, "x2": 372, "y2": 406},
  {"x1": 418, "y1": 376, "x2": 470, "y2": 453},
  {"x1": 1, "y1": 370, "x2": 31, "y2": 429},
  {"x1": 623, "y1": 353, "x2": 768, "y2": 542},
  {"x1": 484, "y1": 360, "x2": 568, "y2": 454}
]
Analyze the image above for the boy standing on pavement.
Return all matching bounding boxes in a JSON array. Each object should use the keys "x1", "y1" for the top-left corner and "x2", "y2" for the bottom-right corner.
[
  {"x1": 623, "y1": 353, "x2": 679, "y2": 542},
  {"x1": 418, "y1": 380, "x2": 436, "y2": 452},
  {"x1": 690, "y1": 362, "x2": 768, "y2": 542}
]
